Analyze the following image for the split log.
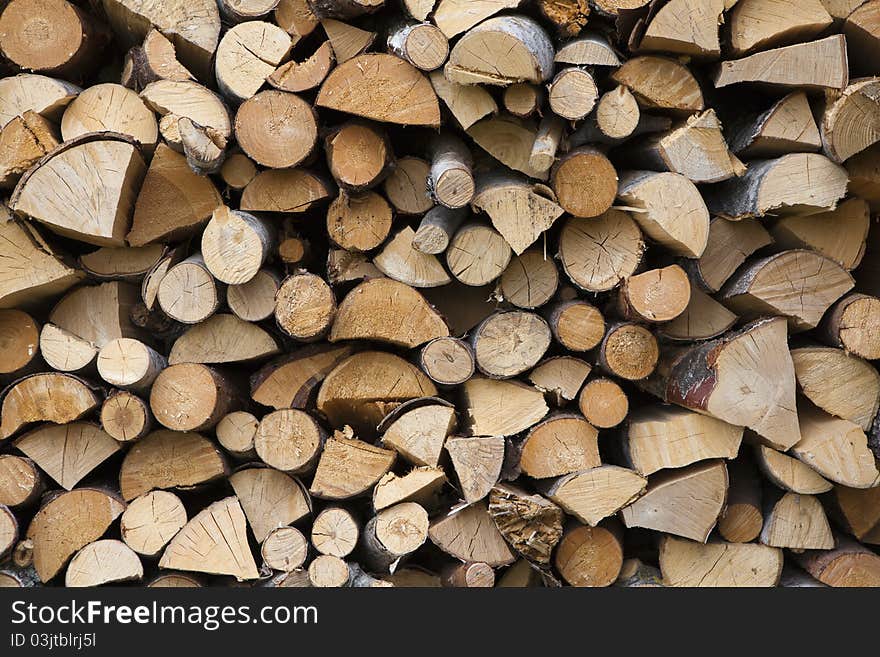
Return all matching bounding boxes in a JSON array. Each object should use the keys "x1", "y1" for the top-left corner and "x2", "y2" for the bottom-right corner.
[
  {"x1": 229, "y1": 467, "x2": 311, "y2": 541},
  {"x1": 382, "y1": 156, "x2": 433, "y2": 215},
  {"x1": 0, "y1": 373, "x2": 100, "y2": 440},
  {"x1": 269, "y1": 41, "x2": 335, "y2": 93},
  {"x1": 309, "y1": 429, "x2": 396, "y2": 499},
  {"x1": 360, "y1": 502, "x2": 429, "y2": 571},
  {"x1": 418, "y1": 338, "x2": 475, "y2": 387},
  {"x1": 844, "y1": 1, "x2": 880, "y2": 76},
  {"x1": 159, "y1": 497, "x2": 259, "y2": 581},
  {"x1": 624, "y1": 406, "x2": 743, "y2": 476},
  {"x1": 262, "y1": 527, "x2": 309, "y2": 572},
  {"x1": 311, "y1": 506, "x2": 359, "y2": 557},
  {"x1": 719, "y1": 250, "x2": 854, "y2": 331},
  {"x1": 61, "y1": 83, "x2": 157, "y2": 150},
  {"x1": 446, "y1": 222, "x2": 512, "y2": 286},
  {"x1": 793, "y1": 535, "x2": 880, "y2": 586},
  {"x1": 555, "y1": 32, "x2": 621, "y2": 66},
  {"x1": 0, "y1": 456, "x2": 44, "y2": 508},
  {"x1": 39, "y1": 324, "x2": 96, "y2": 373},
  {"x1": 14, "y1": 422, "x2": 121, "y2": 490},
  {"x1": 413, "y1": 207, "x2": 466, "y2": 256},
  {"x1": 658, "y1": 287, "x2": 737, "y2": 342},
  {"x1": 373, "y1": 467, "x2": 446, "y2": 511},
  {"x1": 446, "y1": 435, "x2": 505, "y2": 503},
  {"x1": 79, "y1": 245, "x2": 166, "y2": 281},
  {"x1": 121, "y1": 29, "x2": 194, "y2": 91},
  {"x1": 592, "y1": 86, "x2": 640, "y2": 141},
  {"x1": 519, "y1": 414, "x2": 600, "y2": 479},
  {"x1": 0, "y1": 309, "x2": 39, "y2": 377},
  {"x1": 215, "y1": 411, "x2": 258, "y2": 459},
  {"x1": 541, "y1": 466, "x2": 647, "y2": 527},
  {"x1": 177, "y1": 117, "x2": 226, "y2": 175},
  {"x1": 821, "y1": 293, "x2": 880, "y2": 360},
  {"x1": 825, "y1": 485, "x2": 880, "y2": 544},
  {"x1": 714, "y1": 35, "x2": 849, "y2": 90},
  {"x1": 0, "y1": 74, "x2": 80, "y2": 129},
  {"x1": 760, "y1": 491, "x2": 834, "y2": 550},
  {"x1": 379, "y1": 399, "x2": 455, "y2": 467},
  {"x1": 169, "y1": 314, "x2": 279, "y2": 365},
  {"x1": 0, "y1": 111, "x2": 59, "y2": 189},
  {"x1": 756, "y1": 444, "x2": 834, "y2": 495},
  {"x1": 529, "y1": 356, "x2": 592, "y2": 406},
  {"x1": 118, "y1": 429, "x2": 227, "y2": 500},
  {"x1": 235, "y1": 90, "x2": 317, "y2": 169},
  {"x1": 820, "y1": 79, "x2": 880, "y2": 163},
  {"x1": 65, "y1": 539, "x2": 142, "y2": 587},
  {"x1": 241, "y1": 169, "x2": 333, "y2": 214},
  {"x1": 529, "y1": 115, "x2": 565, "y2": 172},
  {"x1": 611, "y1": 56, "x2": 704, "y2": 113},
  {"x1": 717, "y1": 459, "x2": 763, "y2": 543},
  {"x1": 326, "y1": 192, "x2": 392, "y2": 253},
  {"x1": 374, "y1": 227, "x2": 451, "y2": 288},
  {"x1": 219, "y1": 0, "x2": 282, "y2": 23},
  {"x1": 621, "y1": 461, "x2": 728, "y2": 542},
  {"x1": 558, "y1": 211, "x2": 645, "y2": 293},
  {"x1": 792, "y1": 346, "x2": 880, "y2": 431},
  {"x1": 427, "y1": 135, "x2": 474, "y2": 209},
  {"x1": 659, "y1": 536, "x2": 783, "y2": 587},
  {"x1": 274, "y1": 273, "x2": 336, "y2": 343},
  {"x1": 321, "y1": 18, "x2": 375, "y2": 63},
  {"x1": 554, "y1": 522, "x2": 623, "y2": 587},
  {"x1": 616, "y1": 171, "x2": 709, "y2": 258},
  {"x1": 468, "y1": 115, "x2": 549, "y2": 180},
  {"x1": 471, "y1": 311, "x2": 551, "y2": 379},
  {"x1": 100, "y1": 390, "x2": 152, "y2": 443},
  {"x1": 429, "y1": 70, "x2": 497, "y2": 131},
  {"x1": 597, "y1": 322, "x2": 659, "y2": 382},
  {"x1": 120, "y1": 491, "x2": 187, "y2": 557},
  {"x1": 683, "y1": 217, "x2": 772, "y2": 293},
  {"x1": 157, "y1": 255, "x2": 222, "y2": 324},
  {"x1": 97, "y1": 338, "x2": 166, "y2": 392},
  {"x1": 428, "y1": 502, "x2": 515, "y2": 567},
  {"x1": 387, "y1": 22, "x2": 448, "y2": 71},
  {"x1": 464, "y1": 377, "x2": 548, "y2": 438},
  {"x1": 729, "y1": 91, "x2": 822, "y2": 158},
  {"x1": 537, "y1": 0, "x2": 590, "y2": 36},
  {"x1": 728, "y1": 0, "x2": 833, "y2": 56},
  {"x1": 228, "y1": 270, "x2": 280, "y2": 322},
  {"x1": 433, "y1": 0, "x2": 521, "y2": 37},
  {"x1": 140, "y1": 80, "x2": 231, "y2": 151},
  {"x1": 636, "y1": 0, "x2": 723, "y2": 57},
  {"x1": 254, "y1": 409, "x2": 325, "y2": 474},
  {"x1": 578, "y1": 379, "x2": 629, "y2": 429},
  {"x1": 487, "y1": 483, "x2": 563, "y2": 564},
  {"x1": 616, "y1": 265, "x2": 690, "y2": 323},
  {"x1": 27, "y1": 488, "x2": 125, "y2": 582}
]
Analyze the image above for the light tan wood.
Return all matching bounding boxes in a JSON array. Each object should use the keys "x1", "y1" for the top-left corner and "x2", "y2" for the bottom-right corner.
[
  {"x1": 387, "y1": 22, "x2": 448, "y2": 71},
  {"x1": 821, "y1": 293, "x2": 880, "y2": 360},
  {"x1": 215, "y1": 411, "x2": 258, "y2": 458},
  {"x1": 558, "y1": 211, "x2": 644, "y2": 293},
  {"x1": 374, "y1": 226, "x2": 451, "y2": 288},
  {"x1": 0, "y1": 373, "x2": 100, "y2": 440},
  {"x1": 543, "y1": 466, "x2": 647, "y2": 527},
  {"x1": 793, "y1": 535, "x2": 880, "y2": 586},
  {"x1": 310, "y1": 430, "x2": 396, "y2": 500},
  {"x1": 321, "y1": 18, "x2": 375, "y2": 63},
  {"x1": 0, "y1": 111, "x2": 60, "y2": 189},
  {"x1": 432, "y1": 0, "x2": 520, "y2": 37},
  {"x1": 121, "y1": 29, "x2": 195, "y2": 91},
  {"x1": 636, "y1": 0, "x2": 723, "y2": 57},
  {"x1": 728, "y1": 0, "x2": 832, "y2": 56},
  {"x1": 487, "y1": 484, "x2": 563, "y2": 565},
  {"x1": 121, "y1": 491, "x2": 187, "y2": 557},
  {"x1": 760, "y1": 492, "x2": 834, "y2": 549},
  {"x1": 149, "y1": 363, "x2": 236, "y2": 432},
  {"x1": 825, "y1": 485, "x2": 880, "y2": 544},
  {"x1": 660, "y1": 536, "x2": 783, "y2": 587},
  {"x1": 66, "y1": 539, "x2": 143, "y2": 587},
  {"x1": 520, "y1": 414, "x2": 600, "y2": 479},
  {"x1": 529, "y1": 356, "x2": 592, "y2": 406},
  {"x1": 659, "y1": 287, "x2": 738, "y2": 342},
  {"x1": 235, "y1": 90, "x2": 317, "y2": 169},
  {"x1": 39, "y1": 324, "x2": 96, "y2": 373},
  {"x1": 552, "y1": 147, "x2": 617, "y2": 219},
  {"x1": 229, "y1": 467, "x2": 311, "y2": 541},
  {"x1": 529, "y1": 115, "x2": 565, "y2": 172},
  {"x1": 729, "y1": 91, "x2": 822, "y2": 158},
  {"x1": 554, "y1": 523, "x2": 623, "y2": 587},
  {"x1": 361, "y1": 502, "x2": 429, "y2": 571},
  {"x1": 262, "y1": 527, "x2": 308, "y2": 572},
  {"x1": 446, "y1": 223, "x2": 512, "y2": 286},
  {"x1": 446, "y1": 436, "x2": 504, "y2": 503},
  {"x1": 684, "y1": 217, "x2": 772, "y2": 293},
  {"x1": 97, "y1": 338, "x2": 166, "y2": 392},
  {"x1": 429, "y1": 70, "x2": 497, "y2": 131},
  {"x1": 468, "y1": 116, "x2": 548, "y2": 180},
  {"x1": 413, "y1": 206, "x2": 467, "y2": 255},
  {"x1": 169, "y1": 314, "x2": 279, "y2": 365},
  {"x1": 772, "y1": 198, "x2": 869, "y2": 271},
  {"x1": 0, "y1": 74, "x2": 80, "y2": 129},
  {"x1": 254, "y1": 409, "x2": 325, "y2": 474},
  {"x1": 269, "y1": 41, "x2": 335, "y2": 93},
  {"x1": 0, "y1": 456, "x2": 43, "y2": 508},
  {"x1": 578, "y1": 379, "x2": 629, "y2": 429},
  {"x1": 464, "y1": 377, "x2": 548, "y2": 438},
  {"x1": 380, "y1": 401, "x2": 455, "y2": 467},
  {"x1": 821, "y1": 79, "x2": 880, "y2": 163},
  {"x1": 100, "y1": 390, "x2": 151, "y2": 443},
  {"x1": 755, "y1": 445, "x2": 833, "y2": 494},
  {"x1": 597, "y1": 322, "x2": 659, "y2": 382},
  {"x1": 228, "y1": 270, "x2": 279, "y2": 322},
  {"x1": 503, "y1": 83, "x2": 541, "y2": 118},
  {"x1": 617, "y1": 265, "x2": 691, "y2": 323},
  {"x1": 429, "y1": 502, "x2": 515, "y2": 567},
  {"x1": 325, "y1": 122, "x2": 393, "y2": 192},
  {"x1": 717, "y1": 460, "x2": 762, "y2": 543},
  {"x1": 382, "y1": 156, "x2": 433, "y2": 215},
  {"x1": 275, "y1": 273, "x2": 336, "y2": 342},
  {"x1": 845, "y1": 1, "x2": 880, "y2": 76},
  {"x1": 373, "y1": 467, "x2": 446, "y2": 511},
  {"x1": 418, "y1": 338, "x2": 475, "y2": 387},
  {"x1": 241, "y1": 169, "x2": 332, "y2": 214},
  {"x1": 548, "y1": 67, "x2": 598, "y2": 120},
  {"x1": 471, "y1": 311, "x2": 551, "y2": 379},
  {"x1": 140, "y1": 80, "x2": 230, "y2": 150},
  {"x1": 611, "y1": 56, "x2": 704, "y2": 113}
]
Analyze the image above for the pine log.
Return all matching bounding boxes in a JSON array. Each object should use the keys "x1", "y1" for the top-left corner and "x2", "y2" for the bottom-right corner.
[
  {"x1": 428, "y1": 502, "x2": 515, "y2": 567},
  {"x1": 38, "y1": 324, "x2": 96, "y2": 374},
  {"x1": 446, "y1": 222, "x2": 512, "y2": 286},
  {"x1": 235, "y1": 90, "x2": 317, "y2": 168},
  {"x1": 729, "y1": 91, "x2": 822, "y2": 158},
  {"x1": 311, "y1": 506, "x2": 360, "y2": 557},
  {"x1": 156, "y1": 255, "x2": 221, "y2": 325},
  {"x1": 471, "y1": 311, "x2": 551, "y2": 379},
  {"x1": 554, "y1": 522, "x2": 624, "y2": 587},
  {"x1": 100, "y1": 390, "x2": 152, "y2": 443},
  {"x1": 519, "y1": 414, "x2": 600, "y2": 479},
  {"x1": 659, "y1": 287, "x2": 738, "y2": 342},
  {"x1": 683, "y1": 217, "x2": 772, "y2": 293},
  {"x1": 97, "y1": 338, "x2": 166, "y2": 392},
  {"x1": 0, "y1": 373, "x2": 100, "y2": 440},
  {"x1": 121, "y1": 29, "x2": 195, "y2": 92},
  {"x1": 0, "y1": 506, "x2": 18, "y2": 561},
  {"x1": 611, "y1": 56, "x2": 704, "y2": 113},
  {"x1": 616, "y1": 265, "x2": 691, "y2": 323},
  {"x1": 66, "y1": 539, "x2": 142, "y2": 587},
  {"x1": 659, "y1": 536, "x2": 783, "y2": 587},
  {"x1": 529, "y1": 115, "x2": 565, "y2": 172},
  {"x1": 228, "y1": 270, "x2": 279, "y2": 323},
  {"x1": 149, "y1": 363, "x2": 236, "y2": 432},
  {"x1": 441, "y1": 562, "x2": 494, "y2": 587},
  {"x1": 325, "y1": 122, "x2": 393, "y2": 192},
  {"x1": 120, "y1": 491, "x2": 187, "y2": 557},
  {"x1": 0, "y1": 309, "x2": 39, "y2": 377},
  {"x1": 387, "y1": 22, "x2": 448, "y2": 71},
  {"x1": 320, "y1": 18, "x2": 375, "y2": 63},
  {"x1": 418, "y1": 337, "x2": 475, "y2": 387},
  {"x1": 551, "y1": 147, "x2": 618, "y2": 219},
  {"x1": 274, "y1": 273, "x2": 336, "y2": 342},
  {"x1": 555, "y1": 32, "x2": 621, "y2": 66},
  {"x1": 229, "y1": 467, "x2": 311, "y2": 541},
  {"x1": 558, "y1": 211, "x2": 644, "y2": 293},
  {"x1": 140, "y1": 80, "x2": 231, "y2": 151},
  {"x1": 755, "y1": 444, "x2": 834, "y2": 494},
  {"x1": 793, "y1": 534, "x2": 880, "y2": 586},
  {"x1": 547, "y1": 67, "x2": 598, "y2": 121},
  {"x1": 717, "y1": 459, "x2": 763, "y2": 543},
  {"x1": 821, "y1": 293, "x2": 880, "y2": 360},
  {"x1": 310, "y1": 429, "x2": 396, "y2": 499},
  {"x1": 821, "y1": 79, "x2": 880, "y2": 163},
  {"x1": 578, "y1": 379, "x2": 629, "y2": 429},
  {"x1": 326, "y1": 192, "x2": 391, "y2": 253},
  {"x1": 254, "y1": 409, "x2": 325, "y2": 474},
  {"x1": 432, "y1": 0, "x2": 521, "y2": 37},
  {"x1": 380, "y1": 400, "x2": 455, "y2": 467},
  {"x1": 79, "y1": 245, "x2": 166, "y2": 282}
]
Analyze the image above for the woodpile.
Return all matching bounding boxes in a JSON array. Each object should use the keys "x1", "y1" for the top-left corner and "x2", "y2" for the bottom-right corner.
[{"x1": 2, "y1": 0, "x2": 880, "y2": 590}]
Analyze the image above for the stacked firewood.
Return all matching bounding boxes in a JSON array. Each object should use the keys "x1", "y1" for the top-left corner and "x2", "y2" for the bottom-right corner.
[{"x1": 2, "y1": 0, "x2": 880, "y2": 589}]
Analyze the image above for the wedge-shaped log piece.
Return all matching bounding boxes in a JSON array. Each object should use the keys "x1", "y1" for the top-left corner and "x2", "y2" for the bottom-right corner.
[
  {"x1": 624, "y1": 406, "x2": 743, "y2": 476},
  {"x1": 487, "y1": 483, "x2": 563, "y2": 565},
  {"x1": 120, "y1": 491, "x2": 187, "y2": 557},
  {"x1": 446, "y1": 436, "x2": 504, "y2": 503},
  {"x1": 444, "y1": 16, "x2": 554, "y2": 86},
  {"x1": 755, "y1": 445, "x2": 833, "y2": 494},
  {"x1": 464, "y1": 377, "x2": 548, "y2": 438},
  {"x1": 79, "y1": 244, "x2": 166, "y2": 281},
  {"x1": 317, "y1": 54, "x2": 439, "y2": 126},
  {"x1": 659, "y1": 288, "x2": 737, "y2": 342},
  {"x1": 0, "y1": 373, "x2": 99, "y2": 440},
  {"x1": 169, "y1": 314, "x2": 279, "y2": 365},
  {"x1": 432, "y1": 0, "x2": 521, "y2": 37},
  {"x1": 719, "y1": 250, "x2": 854, "y2": 331},
  {"x1": 729, "y1": 92, "x2": 822, "y2": 158},
  {"x1": 321, "y1": 17, "x2": 375, "y2": 63},
  {"x1": 611, "y1": 56, "x2": 704, "y2": 113},
  {"x1": 718, "y1": 459, "x2": 762, "y2": 543},
  {"x1": 61, "y1": 83, "x2": 157, "y2": 149},
  {"x1": 66, "y1": 539, "x2": 143, "y2": 587},
  {"x1": 659, "y1": 536, "x2": 783, "y2": 587},
  {"x1": 648, "y1": 317, "x2": 800, "y2": 450},
  {"x1": 555, "y1": 33, "x2": 620, "y2": 66},
  {"x1": 10, "y1": 135, "x2": 146, "y2": 246},
  {"x1": 122, "y1": 28, "x2": 195, "y2": 91},
  {"x1": 139, "y1": 80, "x2": 231, "y2": 148},
  {"x1": 27, "y1": 488, "x2": 125, "y2": 582},
  {"x1": 825, "y1": 485, "x2": 880, "y2": 544},
  {"x1": 793, "y1": 534, "x2": 880, "y2": 586},
  {"x1": 520, "y1": 414, "x2": 599, "y2": 479},
  {"x1": 250, "y1": 344, "x2": 355, "y2": 410},
  {"x1": 50, "y1": 281, "x2": 140, "y2": 350},
  {"x1": 429, "y1": 502, "x2": 515, "y2": 567},
  {"x1": 374, "y1": 227, "x2": 452, "y2": 288},
  {"x1": 845, "y1": 0, "x2": 880, "y2": 75},
  {"x1": 310, "y1": 430, "x2": 396, "y2": 500},
  {"x1": 760, "y1": 492, "x2": 834, "y2": 549},
  {"x1": 529, "y1": 356, "x2": 591, "y2": 406},
  {"x1": 330, "y1": 278, "x2": 448, "y2": 348},
  {"x1": 637, "y1": 0, "x2": 723, "y2": 57},
  {"x1": 229, "y1": 467, "x2": 311, "y2": 542},
  {"x1": 683, "y1": 217, "x2": 772, "y2": 293},
  {"x1": 429, "y1": 71, "x2": 497, "y2": 131},
  {"x1": 792, "y1": 346, "x2": 880, "y2": 431},
  {"x1": 468, "y1": 116, "x2": 548, "y2": 180},
  {"x1": 15, "y1": 423, "x2": 121, "y2": 491},
  {"x1": 215, "y1": 22, "x2": 291, "y2": 103},
  {"x1": 728, "y1": 0, "x2": 833, "y2": 56},
  {"x1": 127, "y1": 143, "x2": 221, "y2": 246},
  {"x1": 715, "y1": 35, "x2": 849, "y2": 90},
  {"x1": 0, "y1": 210, "x2": 81, "y2": 308},
  {"x1": 159, "y1": 497, "x2": 258, "y2": 581},
  {"x1": 269, "y1": 41, "x2": 335, "y2": 93},
  {"x1": 240, "y1": 169, "x2": 332, "y2": 213},
  {"x1": 621, "y1": 461, "x2": 728, "y2": 542},
  {"x1": 0, "y1": 111, "x2": 60, "y2": 189},
  {"x1": 119, "y1": 430, "x2": 227, "y2": 500},
  {"x1": 616, "y1": 171, "x2": 709, "y2": 258},
  {"x1": 380, "y1": 400, "x2": 455, "y2": 467},
  {"x1": 821, "y1": 78, "x2": 880, "y2": 163},
  {"x1": 792, "y1": 402, "x2": 880, "y2": 489},
  {"x1": 472, "y1": 174, "x2": 564, "y2": 255},
  {"x1": 373, "y1": 466, "x2": 446, "y2": 511},
  {"x1": 541, "y1": 466, "x2": 647, "y2": 526},
  {"x1": 0, "y1": 74, "x2": 80, "y2": 128}
]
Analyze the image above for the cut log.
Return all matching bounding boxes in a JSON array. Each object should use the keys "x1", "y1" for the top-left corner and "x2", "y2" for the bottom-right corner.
[
  {"x1": 311, "y1": 506, "x2": 359, "y2": 557},
  {"x1": 624, "y1": 406, "x2": 743, "y2": 476},
  {"x1": 558, "y1": 211, "x2": 645, "y2": 293},
  {"x1": 551, "y1": 147, "x2": 618, "y2": 219},
  {"x1": 229, "y1": 467, "x2": 311, "y2": 541},
  {"x1": 683, "y1": 217, "x2": 772, "y2": 293},
  {"x1": 49, "y1": 281, "x2": 141, "y2": 351},
  {"x1": 442, "y1": 562, "x2": 495, "y2": 587},
  {"x1": 380, "y1": 399, "x2": 455, "y2": 467},
  {"x1": 793, "y1": 534, "x2": 880, "y2": 586},
  {"x1": 578, "y1": 379, "x2": 629, "y2": 429},
  {"x1": 597, "y1": 322, "x2": 659, "y2": 382},
  {"x1": 471, "y1": 311, "x2": 551, "y2": 379},
  {"x1": 262, "y1": 526, "x2": 309, "y2": 572},
  {"x1": 235, "y1": 90, "x2": 317, "y2": 169},
  {"x1": 446, "y1": 222, "x2": 512, "y2": 286},
  {"x1": 541, "y1": 466, "x2": 647, "y2": 526},
  {"x1": 97, "y1": 338, "x2": 166, "y2": 392},
  {"x1": 274, "y1": 273, "x2": 336, "y2": 343},
  {"x1": 547, "y1": 68, "x2": 598, "y2": 121},
  {"x1": 468, "y1": 116, "x2": 548, "y2": 180},
  {"x1": 529, "y1": 356, "x2": 591, "y2": 407},
  {"x1": 120, "y1": 491, "x2": 187, "y2": 557},
  {"x1": 228, "y1": 270, "x2": 280, "y2": 322},
  {"x1": 14, "y1": 422, "x2": 121, "y2": 490},
  {"x1": 544, "y1": 301, "x2": 604, "y2": 353},
  {"x1": 79, "y1": 245, "x2": 166, "y2": 281},
  {"x1": 215, "y1": 22, "x2": 291, "y2": 103},
  {"x1": 0, "y1": 309, "x2": 39, "y2": 377},
  {"x1": 269, "y1": 41, "x2": 335, "y2": 93},
  {"x1": 427, "y1": 135, "x2": 474, "y2": 209},
  {"x1": 659, "y1": 536, "x2": 783, "y2": 587},
  {"x1": 149, "y1": 363, "x2": 236, "y2": 432},
  {"x1": 307, "y1": 554, "x2": 350, "y2": 587},
  {"x1": 503, "y1": 83, "x2": 541, "y2": 118},
  {"x1": 729, "y1": 91, "x2": 822, "y2": 158},
  {"x1": 241, "y1": 168, "x2": 333, "y2": 213},
  {"x1": 446, "y1": 435, "x2": 504, "y2": 503},
  {"x1": 373, "y1": 466, "x2": 446, "y2": 511},
  {"x1": 659, "y1": 287, "x2": 738, "y2": 342},
  {"x1": 0, "y1": 373, "x2": 99, "y2": 440},
  {"x1": 216, "y1": 411, "x2": 258, "y2": 459},
  {"x1": 140, "y1": 80, "x2": 231, "y2": 150},
  {"x1": 621, "y1": 461, "x2": 728, "y2": 542},
  {"x1": 321, "y1": 18, "x2": 375, "y2": 63},
  {"x1": 617, "y1": 171, "x2": 709, "y2": 259},
  {"x1": 418, "y1": 338, "x2": 475, "y2": 387},
  {"x1": 464, "y1": 377, "x2": 548, "y2": 438},
  {"x1": 616, "y1": 265, "x2": 691, "y2": 323},
  {"x1": 0, "y1": 111, "x2": 60, "y2": 189},
  {"x1": 360, "y1": 502, "x2": 429, "y2": 571},
  {"x1": 529, "y1": 115, "x2": 565, "y2": 173},
  {"x1": 374, "y1": 226, "x2": 451, "y2": 288},
  {"x1": 821, "y1": 293, "x2": 880, "y2": 360},
  {"x1": 519, "y1": 414, "x2": 600, "y2": 479},
  {"x1": 611, "y1": 56, "x2": 704, "y2": 113},
  {"x1": 728, "y1": 0, "x2": 833, "y2": 56},
  {"x1": 317, "y1": 54, "x2": 440, "y2": 126},
  {"x1": 555, "y1": 32, "x2": 621, "y2": 66},
  {"x1": 127, "y1": 143, "x2": 222, "y2": 246},
  {"x1": 0, "y1": 74, "x2": 80, "y2": 129},
  {"x1": 413, "y1": 207, "x2": 467, "y2": 256},
  {"x1": 0, "y1": 455, "x2": 43, "y2": 508},
  {"x1": 537, "y1": 0, "x2": 590, "y2": 36},
  {"x1": 428, "y1": 502, "x2": 515, "y2": 567},
  {"x1": 593, "y1": 86, "x2": 640, "y2": 141},
  {"x1": 61, "y1": 83, "x2": 157, "y2": 150},
  {"x1": 67, "y1": 539, "x2": 143, "y2": 586},
  {"x1": 387, "y1": 22, "x2": 448, "y2": 71},
  {"x1": 39, "y1": 324, "x2": 96, "y2": 373},
  {"x1": 159, "y1": 497, "x2": 259, "y2": 581},
  {"x1": 100, "y1": 390, "x2": 152, "y2": 443},
  {"x1": 325, "y1": 122, "x2": 393, "y2": 193},
  {"x1": 382, "y1": 156, "x2": 433, "y2": 215},
  {"x1": 169, "y1": 314, "x2": 279, "y2": 365},
  {"x1": 717, "y1": 459, "x2": 763, "y2": 543},
  {"x1": 755, "y1": 445, "x2": 833, "y2": 494},
  {"x1": 719, "y1": 250, "x2": 854, "y2": 331},
  {"x1": 0, "y1": 507, "x2": 17, "y2": 560},
  {"x1": 121, "y1": 29, "x2": 195, "y2": 91},
  {"x1": 432, "y1": 0, "x2": 521, "y2": 37},
  {"x1": 821, "y1": 79, "x2": 880, "y2": 163},
  {"x1": 157, "y1": 255, "x2": 221, "y2": 325},
  {"x1": 792, "y1": 402, "x2": 880, "y2": 489},
  {"x1": 254, "y1": 409, "x2": 325, "y2": 474},
  {"x1": 310, "y1": 429, "x2": 396, "y2": 499},
  {"x1": 118, "y1": 429, "x2": 227, "y2": 500},
  {"x1": 714, "y1": 35, "x2": 849, "y2": 90},
  {"x1": 554, "y1": 522, "x2": 624, "y2": 587},
  {"x1": 487, "y1": 483, "x2": 563, "y2": 564},
  {"x1": 760, "y1": 491, "x2": 834, "y2": 549},
  {"x1": 635, "y1": 0, "x2": 722, "y2": 57},
  {"x1": 792, "y1": 346, "x2": 880, "y2": 431},
  {"x1": 27, "y1": 488, "x2": 125, "y2": 582},
  {"x1": 429, "y1": 70, "x2": 497, "y2": 131},
  {"x1": 844, "y1": 0, "x2": 880, "y2": 76},
  {"x1": 202, "y1": 208, "x2": 274, "y2": 286},
  {"x1": 825, "y1": 485, "x2": 880, "y2": 544}
]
